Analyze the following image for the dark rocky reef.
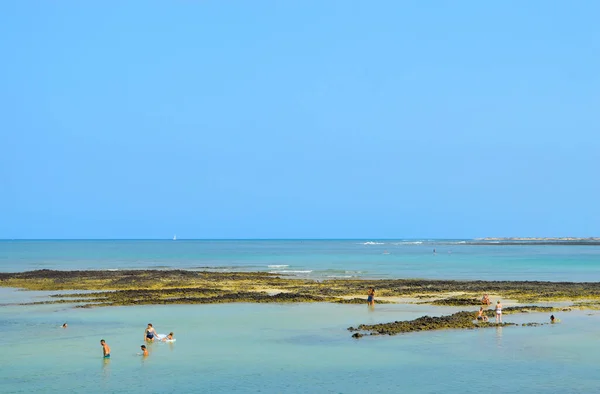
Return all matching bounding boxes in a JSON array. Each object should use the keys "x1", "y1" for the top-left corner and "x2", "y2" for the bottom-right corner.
[
  {"x1": 348, "y1": 311, "x2": 517, "y2": 338},
  {"x1": 3, "y1": 269, "x2": 600, "y2": 307},
  {"x1": 429, "y1": 297, "x2": 481, "y2": 306},
  {"x1": 333, "y1": 298, "x2": 393, "y2": 304}
]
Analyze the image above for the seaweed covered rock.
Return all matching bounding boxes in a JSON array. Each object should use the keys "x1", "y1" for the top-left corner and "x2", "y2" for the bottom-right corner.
[
  {"x1": 348, "y1": 311, "x2": 516, "y2": 337},
  {"x1": 430, "y1": 297, "x2": 481, "y2": 306},
  {"x1": 334, "y1": 298, "x2": 393, "y2": 304}
]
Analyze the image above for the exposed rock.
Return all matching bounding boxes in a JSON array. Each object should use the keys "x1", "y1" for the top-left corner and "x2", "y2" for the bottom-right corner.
[
  {"x1": 429, "y1": 297, "x2": 481, "y2": 306},
  {"x1": 333, "y1": 298, "x2": 393, "y2": 304},
  {"x1": 348, "y1": 311, "x2": 518, "y2": 337},
  {"x1": 4, "y1": 269, "x2": 600, "y2": 307}
]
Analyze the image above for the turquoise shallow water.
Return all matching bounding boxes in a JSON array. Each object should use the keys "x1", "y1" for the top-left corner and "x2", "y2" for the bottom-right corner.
[
  {"x1": 2, "y1": 241, "x2": 600, "y2": 393},
  {"x1": 2, "y1": 239, "x2": 600, "y2": 281},
  {"x1": 2, "y1": 291, "x2": 600, "y2": 394}
]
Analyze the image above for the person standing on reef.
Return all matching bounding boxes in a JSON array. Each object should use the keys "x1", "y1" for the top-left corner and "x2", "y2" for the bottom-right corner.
[
  {"x1": 100, "y1": 339, "x2": 111, "y2": 358},
  {"x1": 367, "y1": 287, "x2": 375, "y2": 307},
  {"x1": 495, "y1": 300, "x2": 503, "y2": 323},
  {"x1": 144, "y1": 323, "x2": 157, "y2": 342}
]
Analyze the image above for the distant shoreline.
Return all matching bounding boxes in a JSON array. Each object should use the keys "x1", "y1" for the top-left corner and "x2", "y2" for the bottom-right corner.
[
  {"x1": 471, "y1": 237, "x2": 600, "y2": 246},
  {"x1": 477, "y1": 237, "x2": 600, "y2": 241}
]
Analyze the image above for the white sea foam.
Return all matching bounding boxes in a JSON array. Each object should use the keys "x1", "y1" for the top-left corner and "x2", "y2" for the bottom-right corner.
[
  {"x1": 393, "y1": 241, "x2": 423, "y2": 245},
  {"x1": 360, "y1": 241, "x2": 385, "y2": 245},
  {"x1": 326, "y1": 275, "x2": 353, "y2": 278},
  {"x1": 269, "y1": 270, "x2": 313, "y2": 274},
  {"x1": 267, "y1": 265, "x2": 289, "y2": 268}
]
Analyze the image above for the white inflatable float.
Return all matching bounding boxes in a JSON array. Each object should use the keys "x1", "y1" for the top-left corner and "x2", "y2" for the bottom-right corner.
[{"x1": 155, "y1": 333, "x2": 176, "y2": 342}]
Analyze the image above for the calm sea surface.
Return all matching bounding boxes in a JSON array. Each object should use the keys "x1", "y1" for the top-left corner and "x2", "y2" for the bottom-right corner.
[
  {"x1": 1, "y1": 239, "x2": 600, "y2": 281},
  {"x1": 2, "y1": 240, "x2": 600, "y2": 393}
]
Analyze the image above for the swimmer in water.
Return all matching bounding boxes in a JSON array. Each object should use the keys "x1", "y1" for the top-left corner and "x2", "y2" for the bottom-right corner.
[
  {"x1": 140, "y1": 345, "x2": 148, "y2": 357},
  {"x1": 62, "y1": 323, "x2": 68, "y2": 328},
  {"x1": 100, "y1": 339, "x2": 110, "y2": 358},
  {"x1": 144, "y1": 323, "x2": 157, "y2": 342},
  {"x1": 161, "y1": 332, "x2": 174, "y2": 341}
]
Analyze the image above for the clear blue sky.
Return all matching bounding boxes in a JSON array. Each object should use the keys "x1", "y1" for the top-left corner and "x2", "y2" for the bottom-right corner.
[{"x1": 1, "y1": 1, "x2": 599, "y2": 239}]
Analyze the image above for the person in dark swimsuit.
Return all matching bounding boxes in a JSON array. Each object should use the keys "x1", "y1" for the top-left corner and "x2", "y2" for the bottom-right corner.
[
  {"x1": 367, "y1": 288, "x2": 375, "y2": 307},
  {"x1": 144, "y1": 323, "x2": 157, "y2": 342}
]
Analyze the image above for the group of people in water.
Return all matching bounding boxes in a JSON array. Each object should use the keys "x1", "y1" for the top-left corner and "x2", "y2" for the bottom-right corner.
[
  {"x1": 58, "y1": 322, "x2": 175, "y2": 359},
  {"x1": 144, "y1": 323, "x2": 175, "y2": 342},
  {"x1": 98, "y1": 323, "x2": 174, "y2": 358}
]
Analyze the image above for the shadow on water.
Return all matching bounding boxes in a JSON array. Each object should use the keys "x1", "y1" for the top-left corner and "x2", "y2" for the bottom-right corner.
[
  {"x1": 495, "y1": 326, "x2": 503, "y2": 348},
  {"x1": 101, "y1": 358, "x2": 110, "y2": 386}
]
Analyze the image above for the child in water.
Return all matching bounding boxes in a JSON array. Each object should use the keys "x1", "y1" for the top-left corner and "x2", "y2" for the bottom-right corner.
[
  {"x1": 140, "y1": 345, "x2": 148, "y2": 357},
  {"x1": 161, "y1": 332, "x2": 174, "y2": 341}
]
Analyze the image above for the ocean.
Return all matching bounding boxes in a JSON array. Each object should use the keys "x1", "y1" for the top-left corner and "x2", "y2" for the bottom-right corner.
[
  {"x1": 2, "y1": 239, "x2": 600, "y2": 281},
  {"x1": 2, "y1": 240, "x2": 600, "y2": 393}
]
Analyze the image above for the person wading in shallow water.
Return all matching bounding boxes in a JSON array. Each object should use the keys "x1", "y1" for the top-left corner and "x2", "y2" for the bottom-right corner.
[
  {"x1": 495, "y1": 300, "x2": 503, "y2": 323},
  {"x1": 100, "y1": 339, "x2": 110, "y2": 358},
  {"x1": 367, "y1": 287, "x2": 375, "y2": 307},
  {"x1": 144, "y1": 323, "x2": 157, "y2": 342}
]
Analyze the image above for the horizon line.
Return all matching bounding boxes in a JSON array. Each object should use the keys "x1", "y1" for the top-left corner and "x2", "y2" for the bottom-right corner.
[{"x1": 1, "y1": 237, "x2": 598, "y2": 241}]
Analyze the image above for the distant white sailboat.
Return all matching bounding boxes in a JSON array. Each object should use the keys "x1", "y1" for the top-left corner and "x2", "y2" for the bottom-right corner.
[{"x1": 173, "y1": 235, "x2": 177, "y2": 241}]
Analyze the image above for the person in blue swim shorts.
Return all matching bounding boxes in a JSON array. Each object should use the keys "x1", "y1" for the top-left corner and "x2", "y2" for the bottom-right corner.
[{"x1": 100, "y1": 339, "x2": 110, "y2": 358}]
